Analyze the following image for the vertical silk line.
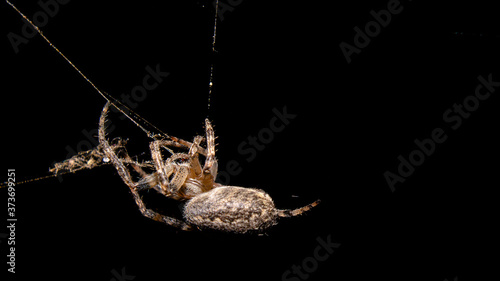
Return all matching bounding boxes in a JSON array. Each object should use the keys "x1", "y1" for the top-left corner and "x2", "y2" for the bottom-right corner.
[{"x1": 207, "y1": 0, "x2": 219, "y2": 115}]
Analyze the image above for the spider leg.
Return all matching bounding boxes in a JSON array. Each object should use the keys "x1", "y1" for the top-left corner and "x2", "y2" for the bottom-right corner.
[
  {"x1": 168, "y1": 136, "x2": 207, "y2": 156},
  {"x1": 119, "y1": 151, "x2": 162, "y2": 193},
  {"x1": 278, "y1": 199, "x2": 321, "y2": 217},
  {"x1": 150, "y1": 134, "x2": 208, "y2": 156},
  {"x1": 203, "y1": 119, "x2": 218, "y2": 179},
  {"x1": 99, "y1": 101, "x2": 193, "y2": 231},
  {"x1": 188, "y1": 136, "x2": 204, "y2": 176},
  {"x1": 149, "y1": 140, "x2": 192, "y2": 199},
  {"x1": 119, "y1": 148, "x2": 149, "y2": 178},
  {"x1": 50, "y1": 143, "x2": 113, "y2": 175}
]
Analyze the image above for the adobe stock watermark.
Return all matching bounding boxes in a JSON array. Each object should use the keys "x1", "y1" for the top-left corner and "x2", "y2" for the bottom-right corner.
[
  {"x1": 384, "y1": 73, "x2": 499, "y2": 192},
  {"x1": 340, "y1": 0, "x2": 411, "y2": 64},
  {"x1": 282, "y1": 234, "x2": 340, "y2": 281},
  {"x1": 216, "y1": 105, "x2": 297, "y2": 185},
  {"x1": 53, "y1": 63, "x2": 170, "y2": 182},
  {"x1": 110, "y1": 267, "x2": 135, "y2": 281},
  {"x1": 212, "y1": 0, "x2": 244, "y2": 21},
  {"x1": 7, "y1": 0, "x2": 71, "y2": 54}
]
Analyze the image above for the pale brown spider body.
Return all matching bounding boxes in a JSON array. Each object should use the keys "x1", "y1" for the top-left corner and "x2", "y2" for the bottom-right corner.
[
  {"x1": 52, "y1": 101, "x2": 319, "y2": 233},
  {"x1": 185, "y1": 186, "x2": 290, "y2": 233}
]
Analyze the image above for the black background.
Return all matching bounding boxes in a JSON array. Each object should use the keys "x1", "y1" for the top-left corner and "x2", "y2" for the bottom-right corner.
[{"x1": 1, "y1": 0, "x2": 499, "y2": 280}]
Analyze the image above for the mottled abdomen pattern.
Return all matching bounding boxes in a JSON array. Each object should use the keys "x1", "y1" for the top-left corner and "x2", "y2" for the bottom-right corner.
[{"x1": 184, "y1": 186, "x2": 279, "y2": 233}]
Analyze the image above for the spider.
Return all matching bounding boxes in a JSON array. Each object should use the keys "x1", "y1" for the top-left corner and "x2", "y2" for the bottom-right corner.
[
  {"x1": 5, "y1": 0, "x2": 320, "y2": 233},
  {"x1": 51, "y1": 101, "x2": 320, "y2": 233}
]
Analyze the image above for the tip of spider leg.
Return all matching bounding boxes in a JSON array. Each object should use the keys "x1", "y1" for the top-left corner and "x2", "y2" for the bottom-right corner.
[
  {"x1": 205, "y1": 118, "x2": 214, "y2": 127},
  {"x1": 278, "y1": 199, "x2": 321, "y2": 218}
]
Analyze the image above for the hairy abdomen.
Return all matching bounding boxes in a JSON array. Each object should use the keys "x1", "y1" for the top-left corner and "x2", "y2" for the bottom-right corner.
[{"x1": 183, "y1": 186, "x2": 279, "y2": 233}]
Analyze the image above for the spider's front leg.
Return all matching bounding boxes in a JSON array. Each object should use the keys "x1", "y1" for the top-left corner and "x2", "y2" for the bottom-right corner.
[
  {"x1": 203, "y1": 119, "x2": 218, "y2": 180},
  {"x1": 49, "y1": 142, "x2": 121, "y2": 175},
  {"x1": 99, "y1": 101, "x2": 193, "y2": 231},
  {"x1": 149, "y1": 140, "x2": 193, "y2": 200}
]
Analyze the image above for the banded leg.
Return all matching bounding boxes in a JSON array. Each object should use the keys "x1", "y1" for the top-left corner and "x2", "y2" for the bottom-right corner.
[
  {"x1": 188, "y1": 135, "x2": 204, "y2": 176},
  {"x1": 203, "y1": 119, "x2": 218, "y2": 179},
  {"x1": 149, "y1": 140, "x2": 191, "y2": 199},
  {"x1": 99, "y1": 101, "x2": 193, "y2": 231}
]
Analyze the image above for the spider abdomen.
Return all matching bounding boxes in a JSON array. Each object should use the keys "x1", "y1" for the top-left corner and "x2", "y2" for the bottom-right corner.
[{"x1": 183, "y1": 186, "x2": 279, "y2": 233}]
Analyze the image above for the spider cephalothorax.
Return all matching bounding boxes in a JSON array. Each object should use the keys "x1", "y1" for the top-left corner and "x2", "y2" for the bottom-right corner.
[{"x1": 53, "y1": 101, "x2": 319, "y2": 233}]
